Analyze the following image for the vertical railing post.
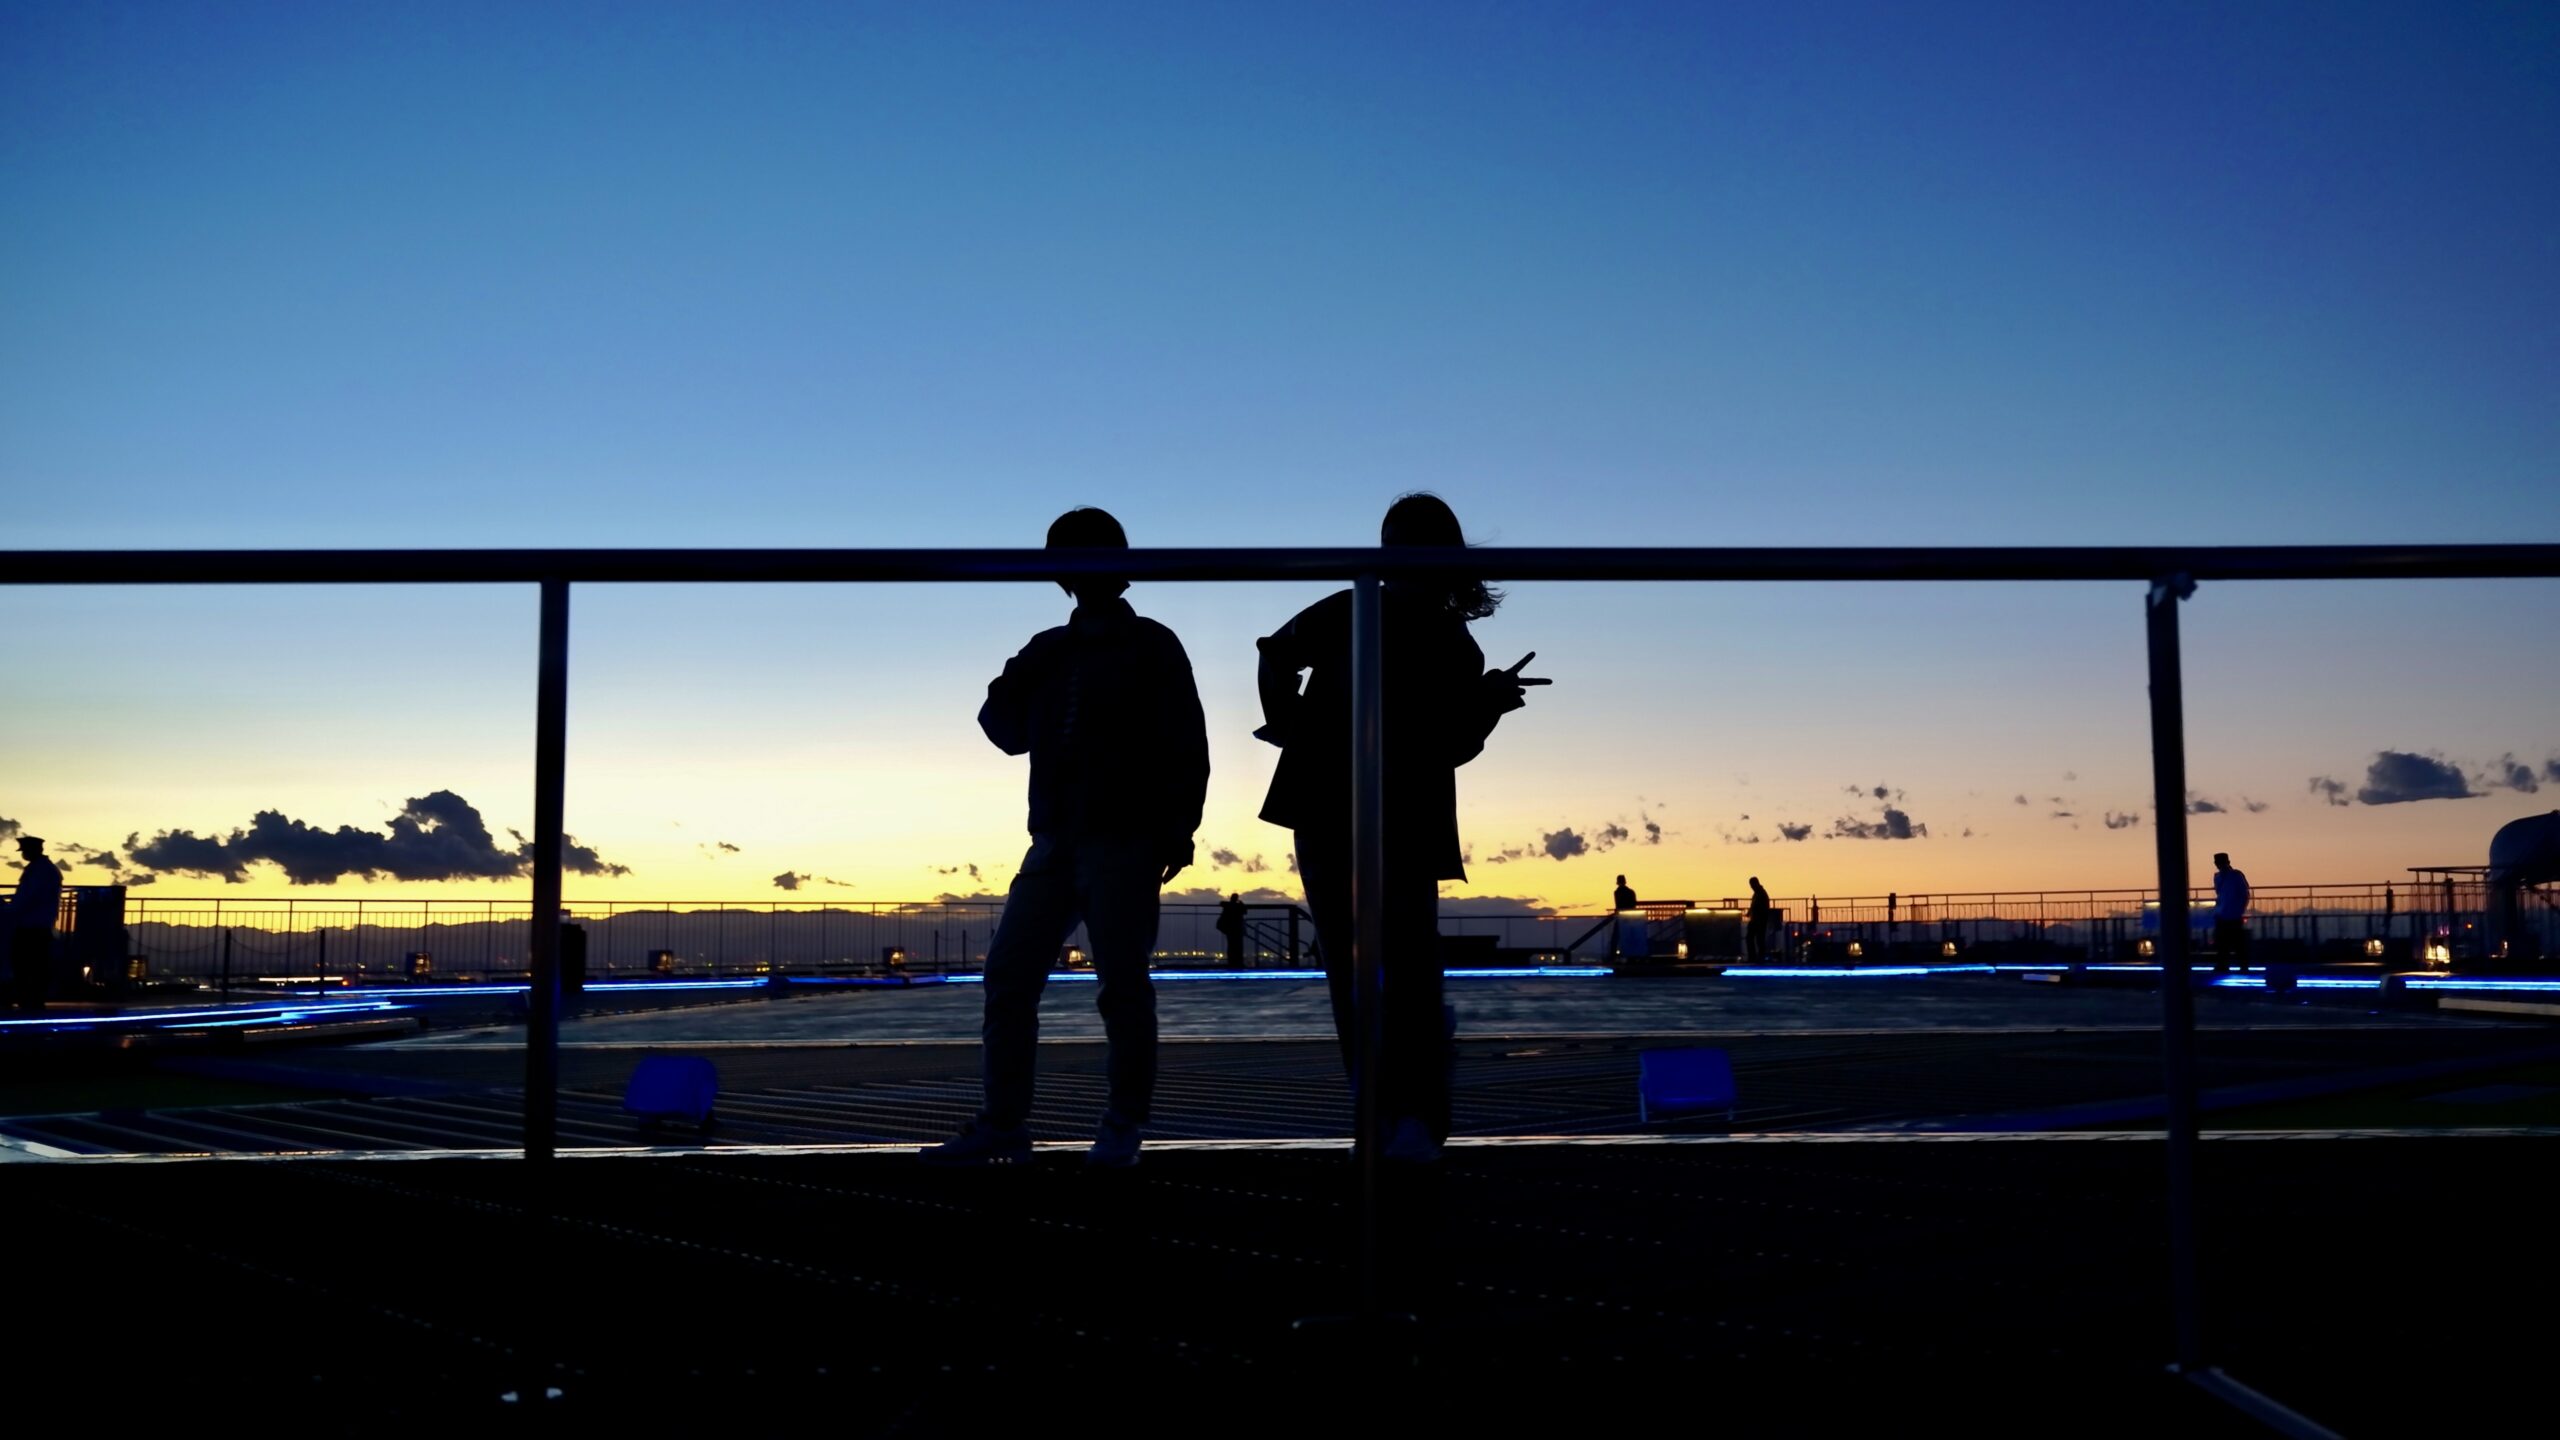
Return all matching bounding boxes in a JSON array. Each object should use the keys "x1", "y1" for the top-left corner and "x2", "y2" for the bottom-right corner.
[
  {"x1": 2145, "y1": 573, "x2": 2203, "y2": 1374},
  {"x1": 1349, "y1": 570, "x2": 1386, "y2": 1316},
  {"x1": 525, "y1": 578, "x2": 570, "y2": 1162}
]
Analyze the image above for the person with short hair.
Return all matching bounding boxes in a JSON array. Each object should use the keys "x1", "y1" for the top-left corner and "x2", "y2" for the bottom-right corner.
[
  {"x1": 2212, "y1": 852, "x2": 2251, "y2": 972},
  {"x1": 9, "y1": 835, "x2": 64, "y2": 1010},
  {"x1": 920, "y1": 508, "x2": 1211, "y2": 1169}
]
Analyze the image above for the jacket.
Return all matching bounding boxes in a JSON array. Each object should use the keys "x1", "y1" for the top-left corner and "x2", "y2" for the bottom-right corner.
[{"x1": 979, "y1": 597, "x2": 1210, "y2": 856}]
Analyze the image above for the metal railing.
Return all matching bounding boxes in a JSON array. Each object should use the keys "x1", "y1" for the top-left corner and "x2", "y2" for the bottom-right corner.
[
  {"x1": 10, "y1": 540, "x2": 2557, "y2": 1432},
  {"x1": 9, "y1": 895, "x2": 1323, "y2": 984},
  {"x1": 24, "y1": 881, "x2": 2545, "y2": 981}
]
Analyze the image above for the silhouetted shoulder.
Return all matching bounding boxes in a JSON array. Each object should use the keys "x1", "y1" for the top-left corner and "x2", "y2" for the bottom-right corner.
[
  {"x1": 1260, "y1": 589, "x2": 1352, "y2": 658},
  {"x1": 1131, "y1": 614, "x2": 1195, "y2": 664}
]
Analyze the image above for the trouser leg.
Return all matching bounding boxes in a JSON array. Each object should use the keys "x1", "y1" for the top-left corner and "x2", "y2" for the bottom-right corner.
[
  {"x1": 1077, "y1": 839, "x2": 1162, "y2": 1128},
  {"x1": 1295, "y1": 831, "x2": 1359, "y2": 1089},
  {"x1": 1379, "y1": 874, "x2": 1448, "y2": 1141},
  {"x1": 980, "y1": 839, "x2": 1078, "y2": 1129}
]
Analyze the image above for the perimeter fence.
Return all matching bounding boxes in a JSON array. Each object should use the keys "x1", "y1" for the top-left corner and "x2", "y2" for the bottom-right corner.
[{"x1": 15, "y1": 880, "x2": 2545, "y2": 986}]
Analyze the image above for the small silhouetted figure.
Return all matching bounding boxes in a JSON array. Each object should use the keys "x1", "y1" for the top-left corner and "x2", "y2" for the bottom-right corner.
[
  {"x1": 1257, "y1": 493, "x2": 1544, "y2": 1164},
  {"x1": 2213, "y1": 852, "x2": 2252, "y2": 972},
  {"x1": 1746, "y1": 877, "x2": 1774, "y2": 964},
  {"x1": 9, "y1": 834, "x2": 63, "y2": 1010},
  {"x1": 1217, "y1": 893, "x2": 1248, "y2": 967},
  {"x1": 1610, "y1": 874, "x2": 1641, "y2": 959},
  {"x1": 920, "y1": 508, "x2": 1210, "y2": 1170},
  {"x1": 1613, "y1": 874, "x2": 1637, "y2": 910}
]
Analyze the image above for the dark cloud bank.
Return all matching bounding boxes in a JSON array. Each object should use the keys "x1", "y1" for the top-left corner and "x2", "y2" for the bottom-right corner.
[
  {"x1": 122, "y1": 791, "x2": 628, "y2": 885},
  {"x1": 2306, "y1": 749, "x2": 2557, "y2": 808}
]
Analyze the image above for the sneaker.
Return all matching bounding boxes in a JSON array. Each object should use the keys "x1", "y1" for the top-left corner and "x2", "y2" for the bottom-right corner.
[
  {"x1": 1086, "y1": 1119, "x2": 1142, "y2": 1169},
  {"x1": 918, "y1": 1120, "x2": 1032, "y2": 1167},
  {"x1": 1382, "y1": 1117, "x2": 1442, "y2": 1165}
]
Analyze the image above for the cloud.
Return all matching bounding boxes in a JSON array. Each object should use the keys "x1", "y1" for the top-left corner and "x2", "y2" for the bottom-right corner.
[
  {"x1": 2243, "y1": 798, "x2": 2270, "y2": 814},
  {"x1": 1483, "y1": 842, "x2": 1532, "y2": 865},
  {"x1": 123, "y1": 791, "x2": 628, "y2": 884},
  {"x1": 773, "y1": 871, "x2": 855, "y2": 891},
  {"x1": 2489, "y1": 754, "x2": 2541, "y2": 795},
  {"x1": 1164, "y1": 884, "x2": 1296, "y2": 907},
  {"x1": 1641, "y1": 813, "x2": 1663, "y2": 845},
  {"x1": 2186, "y1": 793, "x2": 2225, "y2": 815},
  {"x1": 0, "y1": 816, "x2": 17, "y2": 839},
  {"x1": 931, "y1": 863, "x2": 984, "y2": 881},
  {"x1": 2103, "y1": 811, "x2": 2141, "y2": 830},
  {"x1": 1596, "y1": 822, "x2": 1630, "y2": 847},
  {"x1": 1287, "y1": 852, "x2": 1299, "y2": 875},
  {"x1": 1541, "y1": 828, "x2": 1588, "y2": 861},
  {"x1": 2309, "y1": 776, "x2": 2351, "y2": 807},
  {"x1": 1433, "y1": 893, "x2": 1561, "y2": 918},
  {"x1": 2548, "y1": 759, "x2": 2560, "y2": 785},
  {"x1": 1775, "y1": 822, "x2": 1813, "y2": 842},
  {"x1": 1208, "y1": 848, "x2": 1272, "y2": 873},
  {"x1": 2354, "y1": 751, "x2": 2474, "y2": 806},
  {"x1": 2012, "y1": 795, "x2": 2029, "y2": 807},
  {"x1": 699, "y1": 840, "x2": 741, "y2": 856},
  {"x1": 1719, "y1": 828, "x2": 1763, "y2": 846},
  {"x1": 1829, "y1": 807, "x2": 1927, "y2": 841}
]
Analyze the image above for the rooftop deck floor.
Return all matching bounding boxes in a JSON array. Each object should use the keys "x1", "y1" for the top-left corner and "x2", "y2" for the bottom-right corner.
[{"x1": 22, "y1": 1137, "x2": 2546, "y2": 1435}]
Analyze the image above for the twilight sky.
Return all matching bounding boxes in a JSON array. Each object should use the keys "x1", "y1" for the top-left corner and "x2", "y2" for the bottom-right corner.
[{"x1": 3, "y1": 2, "x2": 2554, "y2": 910}]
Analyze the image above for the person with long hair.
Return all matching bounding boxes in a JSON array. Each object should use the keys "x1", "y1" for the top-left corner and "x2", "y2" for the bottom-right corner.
[{"x1": 1253, "y1": 493, "x2": 1543, "y2": 1163}]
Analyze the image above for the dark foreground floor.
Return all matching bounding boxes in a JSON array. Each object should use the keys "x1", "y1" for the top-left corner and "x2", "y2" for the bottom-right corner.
[{"x1": 19, "y1": 1137, "x2": 2546, "y2": 1437}]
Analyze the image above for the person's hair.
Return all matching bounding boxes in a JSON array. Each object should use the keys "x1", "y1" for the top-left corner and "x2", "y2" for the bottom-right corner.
[
  {"x1": 1615, "y1": 874, "x2": 1625, "y2": 885},
  {"x1": 1046, "y1": 506, "x2": 1129, "y2": 600},
  {"x1": 1750, "y1": 876, "x2": 1762, "y2": 887},
  {"x1": 2214, "y1": 852, "x2": 2230, "y2": 867},
  {"x1": 1381, "y1": 492, "x2": 1500, "y2": 621}
]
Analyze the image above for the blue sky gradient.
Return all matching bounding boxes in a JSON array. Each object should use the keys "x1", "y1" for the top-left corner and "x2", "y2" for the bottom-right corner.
[{"x1": 4, "y1": 2, "x2": 2553, "y2": 903}]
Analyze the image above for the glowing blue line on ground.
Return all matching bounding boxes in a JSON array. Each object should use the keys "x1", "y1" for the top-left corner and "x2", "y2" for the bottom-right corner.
[
  {"x1": 1723, "y1": 964, "x2": 1996, "y2": 979},
  {"x1": 2401, "y1": 977, "x2": 2560, "y2": 992},
  {"x1": 0, "y1": 1000, "x2": 408, "y2": 1031}
]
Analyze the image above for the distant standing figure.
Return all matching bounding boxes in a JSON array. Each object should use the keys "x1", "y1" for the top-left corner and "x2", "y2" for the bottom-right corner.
[
  {"x1": 9, "y1": 834, "x2": 63, "y2": 1010},
  {"x1": 1217, "y1": 893, "x2": 1248, "y2": 968},
  {"x1": 2213, "y1": 852, "x2": 2252, "y2": 972},
  {"x1": 919, "y1": 508, "x2": 1211, "y2": 1170},
  {"x1": 1257, "y1": 493, "x2": 1544, "y2": 1164},
  {"x1": 1746, "y1": 877, "x2": 1775, "y2": 964},
  {"x1": 1610, "y1": 874, "x2": 1641, "y2": 958}
]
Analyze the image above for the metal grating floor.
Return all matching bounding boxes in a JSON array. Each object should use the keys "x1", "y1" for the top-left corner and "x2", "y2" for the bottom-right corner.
[{"x1": 8, "y1": 1024, "x2": 2553, "y2": 1155}]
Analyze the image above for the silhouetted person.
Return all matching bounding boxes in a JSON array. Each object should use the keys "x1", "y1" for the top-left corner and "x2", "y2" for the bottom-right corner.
[
  {"x1": 2213, "y1": 852, "x2": 2252, "y2": 973},
  {"x1": 1611, "y1": 874, "x2": 1641, "y2": 959},
  {"x1": 9, "y1": 835, "x2": 63, "y2": 1010},
  {"x1": 1613, "y1": 874, "x2": 1637, "y2": 910},
  {"x1": 1217, "y1": 893, "x2": 1248, "y2": 967},
  {"x1": 1256, "y1": 493, "x2": 1544, "y2": 1164},
  {"x1": 1746, "y1": 877, "x2": 1774, "y2": 964},
  {"x1": 921, "y1": 508, "x2": 1210, "y2": 1169}
]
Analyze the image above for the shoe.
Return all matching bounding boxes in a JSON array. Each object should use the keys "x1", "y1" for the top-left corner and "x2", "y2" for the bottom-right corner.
[
  {"x1": 1086, "y1": 1119, "x2": 1142, "y2": 1169},
  {"x1": 918, "y1": 1120, "x2": 1032, "y2": 1167},
  {"x1": 1382, "y1": 1117, "x2": 1441, "y2": 1165}
]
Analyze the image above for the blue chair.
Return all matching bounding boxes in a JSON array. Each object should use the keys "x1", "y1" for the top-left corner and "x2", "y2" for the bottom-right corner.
[
  {"x1": 624, "y1": 1055, "x2": 719, "y2": 1134},
  {"x1": 1639, "y1": 1047, "x2": 1736, "y2": 1124}
]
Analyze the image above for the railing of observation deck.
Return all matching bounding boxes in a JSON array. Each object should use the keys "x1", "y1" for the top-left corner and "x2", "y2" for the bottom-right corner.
[{"x1": 9, "y1": 540, "x2": 2556, "y2": 1432}]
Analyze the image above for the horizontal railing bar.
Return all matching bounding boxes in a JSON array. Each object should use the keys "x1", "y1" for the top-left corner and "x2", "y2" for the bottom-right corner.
[{"x1": 4, "y1": 544, "x2": 2558, "y2": 586}]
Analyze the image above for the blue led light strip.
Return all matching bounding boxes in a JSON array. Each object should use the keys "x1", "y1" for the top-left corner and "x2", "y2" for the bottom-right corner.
[
  {"x1": 1722, "y1": 964, "x2": 1996, "y2": 979},
  {"x1": 0, "y1": 1000, "x2": 408, "y2": 1031}
]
